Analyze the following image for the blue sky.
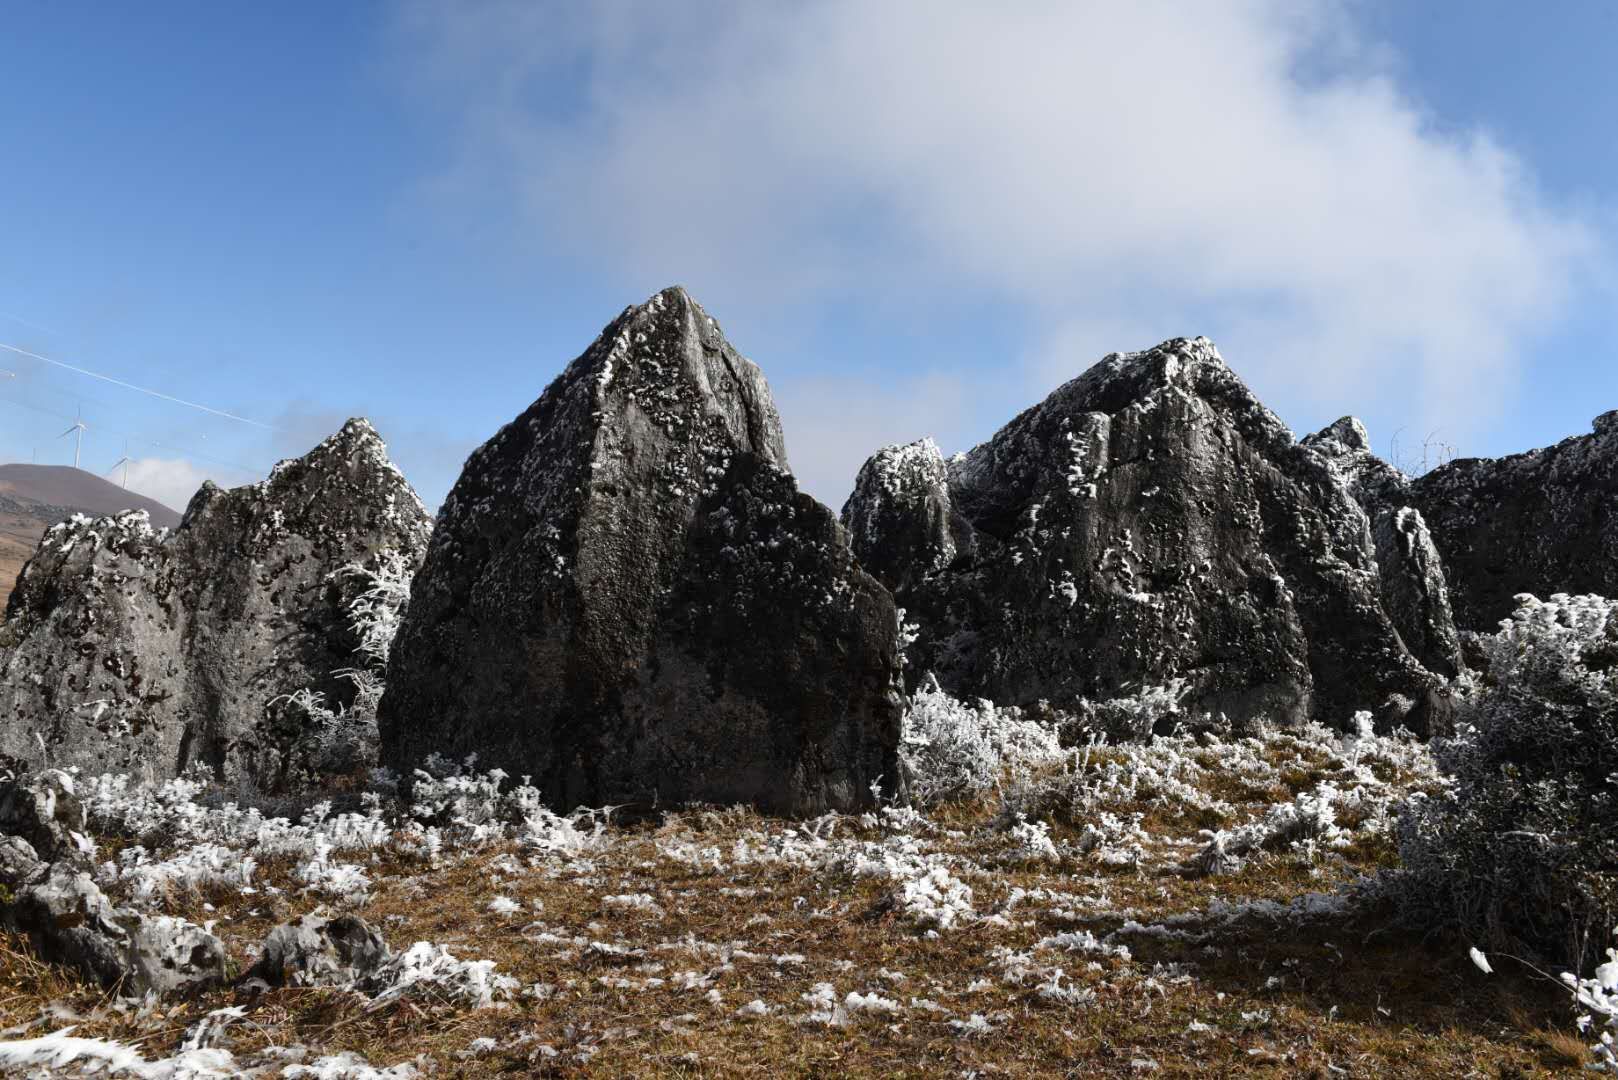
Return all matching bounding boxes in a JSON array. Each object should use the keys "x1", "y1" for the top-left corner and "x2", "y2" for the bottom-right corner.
[{"x1": 1, "y1": 1, "x2": 1615, "y2": 512}]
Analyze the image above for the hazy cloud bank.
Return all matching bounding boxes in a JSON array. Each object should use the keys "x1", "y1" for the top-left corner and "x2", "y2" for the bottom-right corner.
[{"x1": 396, "y1": 0, "x2": 1596, "y2": 502}]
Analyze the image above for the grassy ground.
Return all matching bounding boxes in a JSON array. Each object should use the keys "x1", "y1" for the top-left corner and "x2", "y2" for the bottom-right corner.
[{"x1": 0, "y1": 727, "x2": 1594, "y2": 1077}]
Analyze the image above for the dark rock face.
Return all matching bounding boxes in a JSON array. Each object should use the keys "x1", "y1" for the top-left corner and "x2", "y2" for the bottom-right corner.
[
  {"x1": 248, "y1": 913, "x2": 390, "y2": 989},
  {"x1": 842, "y1": 439, "x2": 969, "y2": 596},
  {"x1": 0, "y1": 421, "x2": 432, "y2": 788},
  {"x1": 380, "y1": 287, "x2": 904, "y2": 814},
  {"x1": 1409, "y1": 413, "x2": 1618, "y2": 631},
  {"x1": 1301, "y1": 418, "x2": 1465, "y2": 679},
  {"x1": 845, "y1": 338, "x2": 1448, "y2": 734}
]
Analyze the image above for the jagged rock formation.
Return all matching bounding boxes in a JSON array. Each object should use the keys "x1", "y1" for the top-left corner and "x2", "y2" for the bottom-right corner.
[
  {"x1": 1301, "y1": 418, "x2": 1465, "y2": 679},
  {"x1": 845, "y1": 338, "x2": 1451, "y2": 736},
  {"x1": 0, "y1": 421, "x2": 432, "y2": 788},
  {"x1": 1408, "y1": 411, "x2": 1618, "y2": 631},
  {"x1": 380, "y1": 287, "x2": 904, "y2": 814}
]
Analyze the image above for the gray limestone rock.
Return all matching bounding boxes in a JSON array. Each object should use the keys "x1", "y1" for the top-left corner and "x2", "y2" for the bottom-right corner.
[
  {"x1": 247, "y1": 912, "x2": 390, "y2": 989},
  {"x1": 3, "y1": 865, "x2": 226, "y2": 996},
  {"x1": 846, "y1": 338, "x2": 1449, "y2": 735},
  {"x1": 1409, "y1": 412, "x2": 1618, "y2": 631},
  {"x1": 0, "y1": 834, "x2": 46, "y2": 890},
  {"x1": 379, "y1": 287, "x2": 904, "y2": 814},
  {"x1": 0, "y1": 768, "x2": 92, "y2": 865},
  {"x1": 0, "y1": 420, "x2": 432, "y2": 789},
  {"x1": 841, "y1": 439, "x2": 971, "y2": 595},
  {"x1": 1302, "y1": 418, "x2": 1466, "y2": 679}
]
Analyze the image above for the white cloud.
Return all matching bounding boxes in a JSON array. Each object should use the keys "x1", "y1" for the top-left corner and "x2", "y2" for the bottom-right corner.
[
  {"x1": 122, "y1": 457, "x2": 219, "y2": 514},
  {"x1": 397, "y1": 0, "x2": 1597, "y2": 478}
]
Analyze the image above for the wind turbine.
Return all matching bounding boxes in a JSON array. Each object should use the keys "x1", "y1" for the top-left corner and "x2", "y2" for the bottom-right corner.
[
  {"x1": 59, "y1": 408, "x2": 87, "y2": 469},
  {"x1": 107, "y1": 439, "x2": 133, "y2": 489}
]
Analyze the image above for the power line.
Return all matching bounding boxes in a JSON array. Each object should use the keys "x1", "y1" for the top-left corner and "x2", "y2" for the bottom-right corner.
[
  {"x1": 0, "y1": 312, "x2": 58, "y2": 336},
  {"x1": 0, "y1": 391, "x2": 266, "y2": 478},
  {"x1": 0, "y1": 342, "x2": 278, "y2": 431}
]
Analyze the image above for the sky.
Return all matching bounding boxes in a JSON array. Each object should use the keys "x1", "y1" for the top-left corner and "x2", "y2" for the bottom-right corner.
[{"x1": 1, "y1": 1, "x2": 1615, "y2": 514}]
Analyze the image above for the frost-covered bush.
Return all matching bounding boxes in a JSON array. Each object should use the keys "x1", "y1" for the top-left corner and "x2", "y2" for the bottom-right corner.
[
  {"x1": 335, "y1": 551, "x2": 416, "y2": 669},
  {"x1": 366, "y1": 941, "x2": 520, "y2": 1011},
  {"x1": 901, "y1": 675, "x2": 1065, "y2": 806},
  {"x1": 1399, "y1": 593, "x2": 1618, "y2": 969},
  {"x1": 898, "y1": 866, "x2": 974, "y2": 930},
  {"x1": 255, "y1": 551, "x2": 418, "y2": 791},
  {"x1": 1067, "y1": 681, "x2": 1190, "y2": 743}
]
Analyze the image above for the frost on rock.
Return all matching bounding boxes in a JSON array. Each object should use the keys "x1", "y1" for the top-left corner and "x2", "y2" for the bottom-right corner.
[
  {"x1": 381, "y1": 287, "x2": 904, "y2": 815},
  {"x1": 841, "y1": 438, "x2": 967, "y2": 595},
  {"x1": 0, "y1": 419, "x2": 432, "y2": 790},
  {"x1": 850, "y1": 337, "x2": 1450, "y2": 737},
  {"x1": 2, "y1": 863, "x2": 227, "y2": 997},
  {"x1": 1302, "y1": 417, "x2": 1466, "y2": 680},
  {"x1": 248, "y1": 913, "x2": 390, "y2": 989},
  {"x1": 1409, "y1": 410, "x2": 1618, "y2": 630}
]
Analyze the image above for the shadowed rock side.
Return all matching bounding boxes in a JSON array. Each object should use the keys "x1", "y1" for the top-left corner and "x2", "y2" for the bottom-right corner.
[
  {"x1": 0, "y1": 420, "x2": 432, "y2": 786},
  {"x1": 1409, "y1": 410, "x2": 1618, "y2": 631},
  {"x1": 845, "y1": 338, "x2": 1450, "y2": 736},
  {"x1": 1301, "y1": 418, "x2": 1465, "y2": 679},
  {"x1": 379, "y1": 287, "x2": 904, "y2": 815}
]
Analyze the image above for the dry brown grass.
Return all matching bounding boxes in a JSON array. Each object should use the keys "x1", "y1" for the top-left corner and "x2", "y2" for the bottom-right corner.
[{"x1": 0, "y1": 734, "x2": 1594, "y2": 1077}]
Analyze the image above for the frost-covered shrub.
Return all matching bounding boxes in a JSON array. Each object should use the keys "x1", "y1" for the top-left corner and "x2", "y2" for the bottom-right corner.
[
  {"x1": 1003, "y1": 815, "x2": 1060, "y2": 864},
  {"x1": 901, "y1": 675, "x2": 1065, "y2": 806},
  {"x1": 1398, "y1": 593, "x2": 1618, "y2": 969},
  {"x1": 366, "y1": 942, "x2": 520, "y2": 1011},
  {"x1": 334, "y1": 551, "x2": 416, "y2": 669},
  {"x1": 266, "y1": 686, "x2": 380, "y2": 786},
  {"x1": 1067, "y1": 681, "x2": 1190, "y2": 743},
  {"x1": 898, "y1": 866, "x2": 974, "y2": 930},
  {"x1": 253, "y1": 551, "x2": 417, "y2": 791}
]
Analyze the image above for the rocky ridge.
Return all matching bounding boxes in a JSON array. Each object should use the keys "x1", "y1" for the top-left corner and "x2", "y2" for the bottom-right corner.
[
  {"x1": 844, "y1": 338, "x2": 1451, "y2": 736},
  {"x1": 0, "y1": 420, "x2": 431, "y2": 788},
  {"x1": 1408, "y1": 410, "x2": 1618, "y2": 631}
]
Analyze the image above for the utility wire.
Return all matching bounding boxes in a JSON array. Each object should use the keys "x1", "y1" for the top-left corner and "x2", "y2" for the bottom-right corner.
[
  {"x1": 0, "y1": 391, "x2": 266, "y2": 478},
  {"x1": 0, "y1": 342, "x2": 278, "y2": 431}
]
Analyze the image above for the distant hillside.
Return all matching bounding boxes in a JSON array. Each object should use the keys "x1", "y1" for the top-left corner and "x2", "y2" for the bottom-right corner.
[
  {"x1": 0, "y1": 465, "x2": 183, "y2": 527},
  {"x1": 0, "y1": 465, "x2": 182, "y2": 611}
]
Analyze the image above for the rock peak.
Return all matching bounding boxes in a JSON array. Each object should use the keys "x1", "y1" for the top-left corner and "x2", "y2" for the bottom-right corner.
[
  {"x1": 382, "y1": 290, "x2": 897, "y2": 814},
  {"x1": 1305, "y1": 416, "x2": 1373, "y2": 456},
  {"x1": 1594, "y1": 409, "x2": 1618, "y2": 436}
]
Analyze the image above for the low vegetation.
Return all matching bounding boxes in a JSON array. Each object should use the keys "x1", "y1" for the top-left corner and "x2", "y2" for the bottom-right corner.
[{"x1": 0, "y1": 694, "x2": 1606, "y2": 1078}]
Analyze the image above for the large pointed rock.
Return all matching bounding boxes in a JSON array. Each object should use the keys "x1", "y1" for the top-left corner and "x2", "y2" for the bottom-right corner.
[
  {"x1": 1301, "y1": 418, "x2": 1465, "y2": 679},
  {"x1": 1409, "y1": 411, "x2": 1618, "y2": 631},
  {"x1": 379, "y1": 288, "x2": 904, "y2": 814},
  {"x1": 845, "y1": 338, "x2": 1450, "y2": 735},
  {"x1": 0, "y1": 420, "x2": 432, "y2": 787}
]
